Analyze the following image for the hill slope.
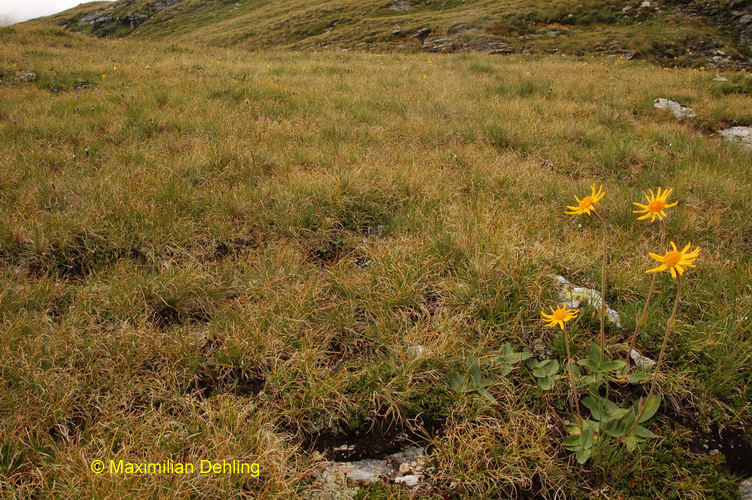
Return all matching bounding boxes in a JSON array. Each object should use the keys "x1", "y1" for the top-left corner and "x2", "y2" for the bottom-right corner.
[{"x1": 18, "y1": 0, "x2": 752, "y2": 67}]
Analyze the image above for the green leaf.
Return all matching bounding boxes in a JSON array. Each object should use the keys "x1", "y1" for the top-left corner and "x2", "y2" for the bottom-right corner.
[
  {"x1": 583, "y1": 393, "x2": 619, "y2": 421},
  {"x1": 497, "y1": 343, "x2": 532, "y2": 365},
  {"x1": 477, "y1": 387, "x2": 498, "y2": 404},
  {"x1": 533, "y1": 359, "x2": 559, "y2": 377},
  {"x1": 627, "y1": 372, "x2": 651, "y2": 384},
  {"x1": 577, "y1": 359, "x2": 599, "y2": 371},
  {"x1": 580, "y1": 428, "x2": 594, "y2": 450},
  {"x1": 563, "y1": 434, "x2": 581, "y2": 448},
  {"x1": 582, "y1": 396, "x2": 605, "y2": 421},
  {"x1": 601, "y1": 360, "x2": 627, "y2": 371},
  {"x1": 538, "y1": 376, "x2": 555, "y2": 390},
  {"x1": 604, "y1": 413, "x2": 635, "y2": 438},
  {"x1": 624, "y1": 435, "x2": 640, "y2": 451},
  {"x1": 609, "y1": 408, "x2": 630, "y2": 420},
  {"x1": 567, "y1": 363, "x2": 581, "y2": 378},
  {"x1": 633, "y1": 425, "x2": 659, "y2": 439},
  {"x1": 634, "y1": 394, "x2": 661, "y2": 423},
  {"x1": 575, "y1": 447, "x2": 591, "y2": 464},
  {"x1": 448, "y1": 372, "x2": 463, "y2": 392},
  {"x1": 588, "y1": 343, "x2": 602, "y2": 366},
  {"x1": 468, "y1": 355, "x2": 481, "y2": 384},
  {"x1": 476, "y1": 378, "x2": 497, "y2": 389}
]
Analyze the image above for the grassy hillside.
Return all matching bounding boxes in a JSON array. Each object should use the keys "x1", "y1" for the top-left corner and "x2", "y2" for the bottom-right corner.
[
  {"x1": 2, "y1": 26, "x2": 752, "y2": 498},
  {"x1": 19, "y1": 0, "x2": 752, "y2": 69}
]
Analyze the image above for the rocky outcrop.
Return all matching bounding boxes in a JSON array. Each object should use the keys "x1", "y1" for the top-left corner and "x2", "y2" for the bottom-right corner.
[
  {"x1": 126, "y1": 12, "x2": 150, "y2": 28},
  {"x1": 72, "y1": 0, "x2": 185, "y2": 35},
  {"x1": 667, "y1": 0, "x2": 752, "y2": 50},
  {"x1": 150, "y1": 0, "x2": 182, "y2": 13},
  {"x1": 422, "y1": 34, "x2": 512, "y2": 54}
]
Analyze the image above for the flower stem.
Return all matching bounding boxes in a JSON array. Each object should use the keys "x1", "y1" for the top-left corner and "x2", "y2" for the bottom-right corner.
[
  {"x1": 625, "y1": 219, "x2": 666, "y2": 373},
  {"x1": 594, "y1": 211, "x2": 608, "y2": 366},
  {"x1": 645, "y1": 274, "x2": 682, "y2": 405},
  {"x1": 564, "y1": 324, "x2": 583, "y2": 423}
]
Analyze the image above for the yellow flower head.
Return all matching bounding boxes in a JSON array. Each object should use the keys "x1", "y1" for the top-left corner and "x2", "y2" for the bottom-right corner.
[
  {"x1": 541, "y1": 305, "x2": 579, "y2": 330},
  {"x1": 646, "y1": 242, "x2": 701, "y2": 278},
  {"x1": 565, "y1": 184, "x2": 604, "y2": 216},
  {"x1": 633, "y1": 187, "x2": 678, "y2": 222}
]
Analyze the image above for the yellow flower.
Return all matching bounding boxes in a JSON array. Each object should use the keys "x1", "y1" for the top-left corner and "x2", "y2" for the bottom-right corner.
[
  {"x1": 565, "y1": 184, "x2": 604, "y2": 216},
  {"x1": 541, "y1": 306, "x2": 579, "y2": 330},
  {"x1": 646, "y1": 242, "x2": 700, "y2": 278},
  {"x1": 633, "y1": 187, "x2": 678, "y2": 222}
]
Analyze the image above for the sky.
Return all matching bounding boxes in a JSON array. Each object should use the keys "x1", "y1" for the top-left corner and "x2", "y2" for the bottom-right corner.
[{"x1": 0, "y1": 0, "x2": 112, "y2": 26}]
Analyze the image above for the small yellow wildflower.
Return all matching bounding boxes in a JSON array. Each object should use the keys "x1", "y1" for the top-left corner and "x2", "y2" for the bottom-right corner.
[
  {"x1": 565, "y1": 184, "x2": 605, "y2": 216},
  {"x1": 633, "y1": 187, "x2": 678, "y2": 222},
  {"x1": 646, "y1": 242, "x2": 701, "y2": 278},
  {"x1": 541, "y1": 306, "x2": 579, "y2": 330}
]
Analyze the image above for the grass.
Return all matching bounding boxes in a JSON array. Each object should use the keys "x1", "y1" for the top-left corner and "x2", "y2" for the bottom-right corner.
[{"x1": 1, "y1": 26, "x2": 752, "y2": 498}]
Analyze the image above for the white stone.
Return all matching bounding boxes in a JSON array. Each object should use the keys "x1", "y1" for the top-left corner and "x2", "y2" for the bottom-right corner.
[
  {"x1": 320, "y1": 446, "x2": 426, "y2": 486},
  {"x1": 395, "y1": 474, "x2": 421, "y2": 487},
  {"x1": 713, "y1": 75, "x2": 729, "y2": 82},
  {"x1": 654, "y1": 98, "x2": 696, "y2": 119},
  {"x1": 550, "y1": 275, "x2": 622, "y2": 328},
  {"x1": 323, "y1": 459, "x2": 393, "y2": 483},
  {"x1": 630, "y1": 349, "x2": 657, "y2": 369},
  {"x1": 720, "y1": 126, "x2": 752, "y2": 150}
]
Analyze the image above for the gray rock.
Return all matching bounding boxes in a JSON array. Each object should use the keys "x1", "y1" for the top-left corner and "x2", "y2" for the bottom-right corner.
[
  {"x1": 720, "y1": 126, "x2": 752, "y2": 149},
  {"x1": 654, "y1": 98, "x2": 696, "y2": 119},
  {"x1": 423, "y1": 36, "x2": 453, "y2": 52},
  {"x1": 630, "y1": 349, "x2": 657, "y2": 369},
  {"x1": 323, "y1": 459, "x2": 394, "y2": 482},
  {"x1": 713, "y1": 74, "x2": 729, "y2": 81},
  {"x1": 387, "y1": 0, "x2": 413, "y2": 11},
  {"x1": 127, "y1": 12, "x2": 150, "y2": 28},
  {"x1": 415, "y1": 27, "x2": 432, "y2": 39},
  {"x1": 740, "y1": 477, "x2": 752, "y2": 500},
  {"x1": 550, "y1": 275, "x2": 622, "y2": 328},
  {"x1": 150, "y1": 0, "x2": 181, "y2": 12},
  {"x1": 78, "y1": 12, "x2": 103, "y2": 24},
  {"x1": 448, "y1": 23, "x2": 475, "y2": 34},
  {"x1": 391, "y1": 26, "x2": 401, "y2": 36},
  {"x1": 91, "y1": 14, "x2": 115, "y2": 31},
  {"x1": 321, "y1": 446, "x2": 426, "y2": 486}
]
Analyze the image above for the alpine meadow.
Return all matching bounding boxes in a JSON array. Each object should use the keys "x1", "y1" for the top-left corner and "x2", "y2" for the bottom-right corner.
[{"x1": 2, "y1": 0, "x2": 752, "y2": 498}]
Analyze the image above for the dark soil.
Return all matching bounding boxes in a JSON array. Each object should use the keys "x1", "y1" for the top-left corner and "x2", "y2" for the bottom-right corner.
[
  {"x1": 303, "y1": 415, "x2": 443, "y2": 462},
  {"x1": 664, "y1": 408, "x2": 752, "y2": 477}
]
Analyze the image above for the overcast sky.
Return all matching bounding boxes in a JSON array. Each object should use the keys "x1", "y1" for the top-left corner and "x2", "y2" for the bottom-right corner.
[{"x1": 0, "y1": 0, "x2": 112, "y2": 26}]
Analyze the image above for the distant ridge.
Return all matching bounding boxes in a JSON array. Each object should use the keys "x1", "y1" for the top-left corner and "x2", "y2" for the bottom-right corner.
[{"x1": 18, "y1": 0, "x2": 752, "y2": 68}]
